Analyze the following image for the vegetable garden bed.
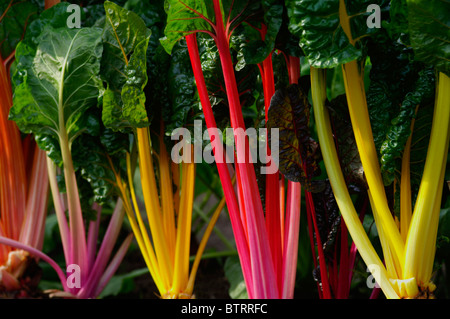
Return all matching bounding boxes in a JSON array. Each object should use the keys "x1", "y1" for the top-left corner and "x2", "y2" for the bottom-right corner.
[{"x1": 0, "y1": 0, "x2": 449, "y2": 302}]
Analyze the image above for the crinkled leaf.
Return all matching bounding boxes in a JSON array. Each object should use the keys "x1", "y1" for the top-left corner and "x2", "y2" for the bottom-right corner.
[
  {"x1": 407, "y1": 0, "x2": 450, "y2": 76},
  {"x1": 233, "y1": 0, "x2": 284, "y2": 65},
  {"x1": 366, "y1": 31, "x2": 436, "y2": 186},
  {"x1": 199, "y1": 34, "x2": 258, "y2": 131},
  {"x1": 384, "y1": 0, "x2": 410, "y2": 45},
  {"x1": 165, "y1": 39, "x2": 202, "y2": 138},
  {"x1": 285, "y1": 0, "x2": 389, "y2": 68},
  {"x1": 379, "y1": 68, "x2": 435, "y2": 186},
  {"x1": 101, "y1": 1, "x2": 151, "y2": 130},
  {"x1": 267, "y1": 79, "x2": 323, "y2": 191},
  {"x1": 10, "y1": 26, "x2": 103, "y2": 143}
]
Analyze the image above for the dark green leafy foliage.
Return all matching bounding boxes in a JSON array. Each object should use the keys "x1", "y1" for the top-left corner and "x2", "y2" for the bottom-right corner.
[
  {"x1": 285, "y1": 0, "x2": 389, "y2": 68},
  {"x1": 366, "y1": 31, "x2": 435, "y2": 187},
  {"x1": 407, "y1": 0, "x2": 450, "y2": 76},
  {"x1": 0, "y1": 0, "x2": 39, "y2": 59},
  {"x1": 101, "y1": 0, "x2": 151, "y2": 130}
]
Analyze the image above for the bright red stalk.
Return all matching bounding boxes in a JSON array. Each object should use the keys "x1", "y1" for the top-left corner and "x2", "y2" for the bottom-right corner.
[
  {"x1": 212, "y1": 0, "x2": 278, "y2": 298},
  {"x1": 259, "y1": 53, "x2": 282, "y2": 293},
  {"x1": 185, "y1": 33, "x2": 255, "y2": 297}
]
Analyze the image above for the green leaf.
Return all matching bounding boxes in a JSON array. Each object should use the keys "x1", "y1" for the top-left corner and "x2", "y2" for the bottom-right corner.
[
  {"x1": 232, "y1": 0, "x2": 284, "y2": 65},
  {"x1": 379, "y1": 68, "x2": 435, "y2": 186},
  {"x1": 267, "y1": 79, "x2": 323, "y2": 191},
  {"x1": 165, "y1": 39, "x2": 202, "y2": 138},
  {"x1": 101, "y1": 0, "x2": 151, "y2": 130},
  {"x1": 285, "y1": 0, "x2": 388, "y2": 68},
  {"x1": 224, "y1": 255, "x2": 248, "y2": 299},
  {"x1": 0, "y1": 0, "x2": 39, "y2": 59},
  {"x1": 10, "y1": 26, "x2": 103, "y2": 143},
  {"x1": 161, "y1": 0, "x2": 215, "y2": 54},
  {"x1": 366, "y1": 31, "x2": 436, "y2": 186},
  {"x1": 407, "y1": 0, "x2": 450, "y2": 76}
]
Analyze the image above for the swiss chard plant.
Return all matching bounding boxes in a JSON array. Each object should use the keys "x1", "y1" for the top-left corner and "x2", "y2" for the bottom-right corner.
[
  {"x1": 0, "y1": 0, "x2": 49, "y2": 296},
  {"x1": 162, "y1": 0, "x2": 304, "y2": 299},
  {"x1": 99, "y1": 1, "x2": 224, "y2": 299},
  {"x1": 286, "y1": 0, "x2": 449, "y2": 298},
  {"x1": 3, "y1": 2, "x2": 133, "y2": 299}
]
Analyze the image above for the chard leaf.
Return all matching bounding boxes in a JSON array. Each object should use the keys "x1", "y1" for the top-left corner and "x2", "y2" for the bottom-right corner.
[
  {"x1": 407, "y1": 0, "x2": 450, "y2": 76},
  {"x1": 10, "y1": 26, "x2": 103, "y2": 143},
  {"x1": 379, "y1": 67, "x2": 435, "y2": 186},
  {"x1": 161, "y1": 0, "x2": 268, "y2": 55},
  {"x1": 233, "y1": 0, "x2": 284, "y2": 65},
  {"x1": 165, "y1": 39, "x2": 201, "y2": 137},
  {"x1": 161, "y1": 0, "x2": 215, "y2": 54},
  {"x1": 327, "y1": 95, "x2": 366, "y2": 189},
  {"x1": 311, "y1": 181, "x2": 341, "y2": 257},
  {"x1": 198, "y1": 34, "x2": 258, "y2": 131},
  {"x1": 101, "y1": 1, "x2": 151, "y2": 130},
  {"x1": 267, "y1": 79, "x2": 323, "y2": 191},
  {"x1": 0, "y1": 0, "x2": 39, "y2": 59},
  {"x1": 366, "y1": 31, "x2": 436, "y2": 186},
  {"x1": 285, "y1": 0, "x2": 388, "y2": 68}
]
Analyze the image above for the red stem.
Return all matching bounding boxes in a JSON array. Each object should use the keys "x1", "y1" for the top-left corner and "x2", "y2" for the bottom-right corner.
[
  {"x1": 185, "y1": 33, "x2": 255, "y2": 297},
  {"x1": 259, "y1": 54, "x2": 282, "y2": 293},
  {"x1": 306, "y1": 190, "x2": 332, "y2": 299},
  {"x1": 212, "y1": 0, "x2": 277, "y2": 298}
]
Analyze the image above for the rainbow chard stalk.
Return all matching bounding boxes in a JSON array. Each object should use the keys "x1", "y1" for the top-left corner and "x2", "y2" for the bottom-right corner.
[
  {"x1": 99, "y1": 1, "x2": 222, "y2": 299},
  {"x1": 162, "y1": 0, "x2": 302, "y2": 298},
  {"x1": 0, "y1": 0, "x2": 50, "y2": 295},
  {"x1": 288, "y1": 0, "x2": 450, "y2": 298},
  {"x1": 3, "y1": 3, "x2": 132, "y2": 299}
]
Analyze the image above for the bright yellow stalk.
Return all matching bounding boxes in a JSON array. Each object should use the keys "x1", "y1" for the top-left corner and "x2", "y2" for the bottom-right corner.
[
  {"x1": 171, "y1": 144, "x2": 196, "y2": 297},
  {"x1": 339, "y1": 0, "x2": 404, "y2": 275},
  {"x1": 341, "y1": 60, "x2": 405, "y2": 271},
  {"x1": 123, "y1": 153, "x2": 165, "y2": 293},
  {"x1": 369, "y1": 191, "x2": 401, "y2": 280},
  {"x1": 311, "y1": 67, "x2": 399, "y2": 299},
  {"x1": 136, "y1": 127, "x2": 173, "y2": 290},
  {"x1": 158, "y1": 133, "x2": 177, "y2": 264},
  {"x1": 400, "y1": 107, "x2": 418, "y2": 242},
  {"x1": 404, "y1": 72, "x2": 450, "y2": 286}
]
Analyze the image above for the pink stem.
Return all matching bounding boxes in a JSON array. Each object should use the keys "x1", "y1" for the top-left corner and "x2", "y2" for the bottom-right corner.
[
  {"x1": 281, "y1": 181, "x2": 301, "y2": 298},
  {"x1": 212, "y1": 0, "x2": 277, "y2": 298},
  {"x1": 0, "y1": 236, "x2": 68, "y2": 291},
  {"x1": 185, "y1": 33, "x2": 255, "y2": 297}
]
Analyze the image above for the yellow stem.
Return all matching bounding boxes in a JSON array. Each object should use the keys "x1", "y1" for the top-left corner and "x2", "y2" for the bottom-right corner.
[
  {"x1": 400, "y1": 107, "x2": 419, "y2": 242},
  {"x1": 171, "y1": 144, "x2": 195, "y2": 297},
  {"x1": 369, "y1": 191, "x2": 401, "y2": 279},
  {"x1": 136, "y1": 127, "x2": 173, "y2": 289},
  {"x1": 123, "y1": 152, "x2": 165, "y2": 294},
  {"x1": 404, "y1": 72, "x2": 450, "y2": 284},
  {"x1": 342, "y1": 60, "x2": 405, "y2": 272},
  {"x1": 158, "y1": 135, "x2": 177, "y2": 264},
  {"x1": 310, "y1": 67, "x2": 399, "y2": 299}
]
